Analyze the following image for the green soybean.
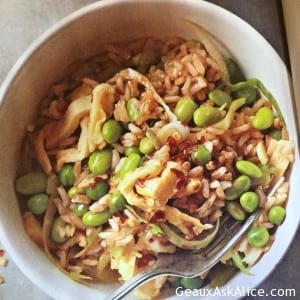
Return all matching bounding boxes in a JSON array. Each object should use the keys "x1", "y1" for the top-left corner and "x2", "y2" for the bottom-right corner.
[
  {"x1": 268, "y1": 206, "x2": 286, "y2": 225},
  {"x1": 233, "y1": 86, "x2": 257, "y2": 105},
  {"x1": 88, "y1": 149, "x2": 112, "y2": 175},
  {"x1": 67, "y1": 186, "x2": 77, "y2": 198},
  {"x1": 119, "y1": 153, "x2": 141, "y2": 178},
  {"x1": 139, "y1": 137, "x2": 155, "y2": 155},
  {"x1": 15, "y1": 171, "x2": 48, "y2": 195},
  {"x1": 225, "y1": 175, "x2": 251, "y2": 200},
  {"x1": 251, "y1": 165, "x2": 272, "y2": 187},
  {"x1": 236, "y1": 160, "x2": 262, "y2": 179},
  {"x1": 124, "y1": 146, "x2": 141, "y2": 157},
  {"x1": 180, "y1": 277, "x2": 204, "y2": 289},
  {"x1": 191, "y1": 145, "x2": 211, "y2": 166},
  {"x1": 269, "y1": 129, "x2": 282, "y2": 140},
  {"x1": 50, "y1": 217, "x2": 68, "y2": 243},
  {"x1": 59, "y1": 165, "x2": 75, "y2": 187},
  {"x1": 226, "y1": 201, "x2": 246, "y2": 221},
  {"x1": 27, "y1": 193, "x2": 49, "y2": 215},
  {"x1": 72, "y1": 203, "x2": 89, "y2": 217},
  {"x1": 109, "y1": 191, "x2": 127, "y2": 214},
  {"x1": 102, "y1": 120, "x2": 122, "y2": 144},
  {"x1": 174, "y1": 98, "x2": 197, "y2": 122},
  {"x1": 193, "y1": 106, "x2": 222, "y2": 127},
  {"x1": 208, "y1": 90, "x2": 232, "y2": 107},
  {"x1": 82, "y1": 210, "x2": 111, "y2": 227},
  {"x1": 86, "y1": 181, "x2": 109, "y2": 200},
  {"x1": 169, "y1": 278, "x2": 182, "y2": 288},
  {"x1": 126, "y1": 98, "x2": 140, "y2": 122},
  {"x1": 240, "y1": 191, "x2": 259, "y2": 213},
  {"x1": 247, "y1": 226, "x2": 269, "y2": 248},
  {"x1": 252, "y1": 107, "x2": 274, "y2": 130}
]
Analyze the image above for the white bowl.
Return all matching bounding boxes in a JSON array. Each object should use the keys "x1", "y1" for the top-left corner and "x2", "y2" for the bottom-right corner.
[{"x1": 0, "y1": 1, "x2": 299, "y2": 299}]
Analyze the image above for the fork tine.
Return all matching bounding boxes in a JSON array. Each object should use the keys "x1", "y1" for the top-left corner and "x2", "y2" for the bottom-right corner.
[
  {"x1": 201, "y1": 217, "x2": 241, "y2": 258},
  {"x1": 204, "y1": 221, "x2": 241, "y2": 258},
  {"x1": 198, "y1": 210, "x2": 260, "y2": 274}
]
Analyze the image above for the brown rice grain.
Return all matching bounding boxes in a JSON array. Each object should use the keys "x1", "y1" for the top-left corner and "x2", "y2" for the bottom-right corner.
[
  {"x1": 202, "y1": 179, "x2": 210, "y2": 198},
  {"x1": 181, "y1": 76, "x2": 192, "y2": 95}
]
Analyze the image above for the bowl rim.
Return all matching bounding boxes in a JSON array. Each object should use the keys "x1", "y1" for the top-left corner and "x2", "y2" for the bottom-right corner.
[{"x1": 0, "y1": 1, "x2": 299, "y2": 300}]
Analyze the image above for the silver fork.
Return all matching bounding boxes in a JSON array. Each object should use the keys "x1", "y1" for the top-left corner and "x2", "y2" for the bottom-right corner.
[
  {"x1": 106, "y1": 211, "x2": 258, "y2": 300},
  {"x1": 106, "y1": 178, "x2": 284, "y2": 300}
]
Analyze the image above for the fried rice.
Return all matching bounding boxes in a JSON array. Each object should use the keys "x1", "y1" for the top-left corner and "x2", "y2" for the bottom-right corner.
[{"x1": 15, "y1": 23, "x2": 294, "y2": 299}]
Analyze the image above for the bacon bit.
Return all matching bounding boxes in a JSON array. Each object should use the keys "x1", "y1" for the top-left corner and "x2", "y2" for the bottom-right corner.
[
  {"x1": 150, "y1": 210, "x2": 165, "y2": 222},
  {"x1": 94, "y1": 177, "x2": 104, "y2": 183},
  {"x1": 177, "y1": 140, "x2": 194, "y2": 151},
  {"x1": 88, "y1": 182, "x2": 96, "y2": 189},
  {"x1": 0, "y1": 250, "x2": 4, "y2": 257},
  {"x1": 136, "y1": 178, "x2": 146, "y2": 188},
  {"x1": 171, "y1": 168, "x2": 187, "y2": 189},
  {"x1": 200, "y1": 136, "x2": 206, "y2": 143},
  {"x1": 166, "y1": 136, "x2": 177, "y2": 147},
  {"x1": 136, "y1": 252, "x2": 156, "y2": 268},
  {"x1": 184, "y1": 222, "x2": 196, "y2": 238},
  {"x1": 181, "y1": 120, "x2": 188, "y2": 126},
  {"x1": 89, "y1": 177, "x2": 104, "y2": 189},
  {"x1": 113, "y1": 211, "x2": 127, "y2": 223}
]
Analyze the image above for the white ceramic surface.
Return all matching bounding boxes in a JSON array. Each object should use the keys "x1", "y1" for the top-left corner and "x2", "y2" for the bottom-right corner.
[{"x1": 0, "y1": 1, "x2": 299, "y2": 300}]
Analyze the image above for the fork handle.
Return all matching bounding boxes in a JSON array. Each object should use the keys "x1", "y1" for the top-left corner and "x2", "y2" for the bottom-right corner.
[{"x1": 105, "y1": 269, "x2": 166, "y2": 300}]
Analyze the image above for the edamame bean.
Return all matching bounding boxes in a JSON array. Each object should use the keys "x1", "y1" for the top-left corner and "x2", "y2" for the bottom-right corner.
[
  {"x1": 15, "y1": 171, "x2": 47, "y2": 195},
  {"x1": 59, "y1": 165, "x2": 75, "y2": 187},
  {"x1": 67, "y1": 186, "x2": 77, "y2": 198},
  {"x1": 124, "y1": 146, "x2": 141, "y2": 157},
  {"x1": 208, "y1": 90, "x2": 232, "y2": 107},
  {"x1": 174, "y1": 98, "x2": 197, "y2": 122},
  {"x1": 139, "y1": 137, "x2": 155, "y2": 155},
  {"x1": 193, "y1": 106, "x2": 222, "y2": 127},
  {"x1": 72, "y1": 203, "x2": 89, "y2": 217},
  {"x1": 240, "y1": 191, "x2": 259, "y2": 213},
  {"x1": 126, "y1": 98, "x2": 140, "y2": 122},
  {"x1": 225, "y1": 175, "x2": 251, "y2": 200},
  {"x1": 82, "y1": 210, "x2": 111, "y2": 227},
  {"x1": 50, "y1": 217, "x2": 68, "y2": 243},
  {"x1": 169, "y1": 278, "x2": 182, "y2": 288},
  {"x1": 88, "y1": 149, "x2": 112, "y2": 175},
  {"x1": 251, "y1": 165, "x2": 272, "y2": 187},
  {"x1": 109, "y1": 191, "x2": 127, "y2": 214},
  {"x1": 252, "y1": 107, "x2": 274, "y2": 130},
  {"x1": 86, "y1": 181, "x2": 109, "y2": 200},
  {"x1": 268, "y1": 206, "x2": 286, "y2": 225},
  {"x1": 191, "y1": 145, "x2": 211, "y2": 166},
  {"x1": 226, "y1": 201, "x2": 246, "y2": 221},
  {"x1": 119, "y1": 153, "x2": 141, "y2": 178},
  {"x1": 180, "y1": 277, "x2": 204, "y2": 289},
  {"x1": 236, "y1": 160, "x2": 262, "y2": 178},
  {"x1": 27, "y1": 193, "x2": 49, "y2": 215},
  {"x1": 102, "y1": 119, "x2": 122, "y2": 144},
  {"x1": 233, "y1": 86, "x2": 257, "y2": 105},
  {"x1": 247, "y1": 226, "x2": 269, "y2": 248},
  {"x1": 269, "y1": 129, "x2": 282, "y2": 140}
]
